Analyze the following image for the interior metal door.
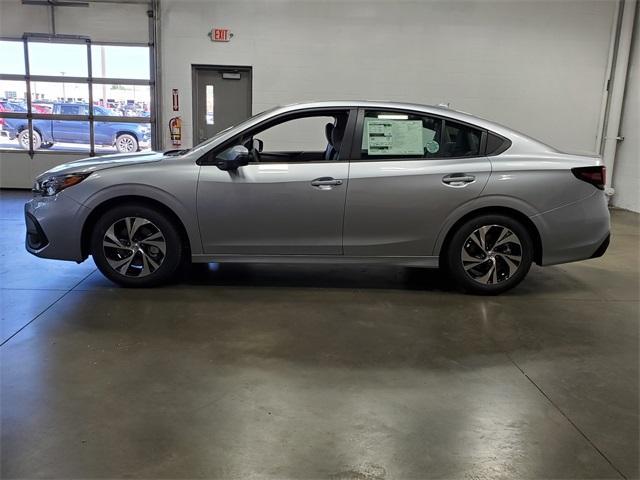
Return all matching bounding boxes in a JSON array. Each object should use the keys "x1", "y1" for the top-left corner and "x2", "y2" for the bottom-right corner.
[{"x1": 192, "y1": 65, "x2": 252, "y2": 144}]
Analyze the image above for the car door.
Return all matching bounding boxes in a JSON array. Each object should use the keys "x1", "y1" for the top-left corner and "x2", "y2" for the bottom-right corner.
[
  {"x1": 54, "y1": 104, "x2": 89, "y2": 144},
  {"x1": 343, "y1": 108, "x2": 492, "y2": 257},
  {"x1": 92, "y1": 106, "x2": 115, "y2": 145},
  {"x1": 197, "y1": 108, "x2": 355, "y2": 255}
]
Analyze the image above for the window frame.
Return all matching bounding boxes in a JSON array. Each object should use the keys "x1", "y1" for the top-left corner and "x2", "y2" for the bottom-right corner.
[
  {"x1": 351, "y1": 107, "x2": 493, "y2": 161},
  {"x1": 198, "y1": 107, "x2": 358, "y2": 165},
  {"x1": 0, "y1": 35, "x2": 154, "y2": 156}
]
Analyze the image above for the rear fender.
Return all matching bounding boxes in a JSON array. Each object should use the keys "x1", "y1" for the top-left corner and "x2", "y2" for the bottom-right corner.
[{"x1": 432, "y1": 194, "x2": 540, "y2": 256}]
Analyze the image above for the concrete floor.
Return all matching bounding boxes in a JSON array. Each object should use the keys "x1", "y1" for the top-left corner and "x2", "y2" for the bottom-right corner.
[{"x1": 0, "y1": 189, "x2": 638, "y2": 480}]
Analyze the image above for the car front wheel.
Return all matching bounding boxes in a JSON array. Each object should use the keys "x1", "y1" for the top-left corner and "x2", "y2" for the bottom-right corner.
[
  {"x1": 18, "y1": 129, "x2": 42, "y2": 150},
  {"x1": 90, "y1": 204, "x2": 183, "y2": 287},
  {"x1": 446, "y1": 214, "x2": 533, "y2": 295},
  {"x1": 115, "y1": 133, "x2": 138, "y2": 153}
]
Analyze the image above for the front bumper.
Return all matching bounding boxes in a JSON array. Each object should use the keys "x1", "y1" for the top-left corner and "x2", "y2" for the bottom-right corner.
[
  {"x1": 0, "y1": 127, "x2": 16, "y2": 139},
  {"x1": 139, "y1": 133, "x2": 151, "y2": 149},
  {"x1": 24, "y1": 193, "x2": 90, "y2": 262}
]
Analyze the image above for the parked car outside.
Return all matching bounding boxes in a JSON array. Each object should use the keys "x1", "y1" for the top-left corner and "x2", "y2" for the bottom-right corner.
[
  {"x1": 0, "y1": 101, "x2": 27, "y2": 135},
  {"x1": 3, "y1": 102, "x2": 150, "y2": 152},
  {"x1": 24, "y1": 101, "x2": 610, "y2": 294}
]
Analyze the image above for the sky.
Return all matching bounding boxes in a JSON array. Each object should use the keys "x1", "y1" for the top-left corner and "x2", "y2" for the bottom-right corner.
[{"x1": 0, "y1": 41, "x2": 149, "y2": 79}]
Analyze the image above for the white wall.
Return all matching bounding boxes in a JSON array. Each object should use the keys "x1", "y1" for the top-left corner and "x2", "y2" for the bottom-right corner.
[
  {"x1": 160, "y1": 0, "x2": 616, "y2": 155},
  {"x1": 612, "y1": 7, "x2": 639, "y2": 212},
  {"x1": 0, "y1": 0, "x2": 149, "y2": 188}
]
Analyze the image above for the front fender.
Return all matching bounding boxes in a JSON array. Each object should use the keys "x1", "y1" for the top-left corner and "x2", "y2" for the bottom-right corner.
[{"x1": 75, "y1": 183, "x2": 202, "y2": 255}]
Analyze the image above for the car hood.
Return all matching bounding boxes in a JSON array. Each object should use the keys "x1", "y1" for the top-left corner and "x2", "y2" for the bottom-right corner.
[{"x1": 38, "y1": 151, "x2": 165, "y2": 178}]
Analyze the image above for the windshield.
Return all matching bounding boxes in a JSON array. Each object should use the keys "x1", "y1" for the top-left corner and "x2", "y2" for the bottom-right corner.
[{"x1": 180, "y1": 106, "x2": 281, "y2": 156}]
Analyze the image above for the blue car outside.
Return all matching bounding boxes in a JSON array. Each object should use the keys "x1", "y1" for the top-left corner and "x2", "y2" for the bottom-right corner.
[{"x1": 2, "y1": 103, "x2": 150, "y2": 152}]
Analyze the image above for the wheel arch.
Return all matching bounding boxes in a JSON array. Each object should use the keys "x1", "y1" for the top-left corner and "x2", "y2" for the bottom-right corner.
[
  {"x1": 115, "y1": 130, "x2": 138, "y2": 142},
  {"x1": 18, "y1": 124, "x2": 44, "y2": 137},
  {"x1": 437, "y1": 206, "x2": 543, "y2": 266},
  {"x1": 80, "y1": 195, "x2": 191, "y2": 260}
]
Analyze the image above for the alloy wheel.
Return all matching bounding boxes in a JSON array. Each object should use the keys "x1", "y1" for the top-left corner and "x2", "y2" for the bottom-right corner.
[
  {"x1": 116, "y1": 135, "x2": 136, "y2": 152},
  {"x1": 102, "y1": 217, "x2": 166, "y2": 277},
  {"x1": 461, "y1": 224, "x2": 523, "y2": 285}
]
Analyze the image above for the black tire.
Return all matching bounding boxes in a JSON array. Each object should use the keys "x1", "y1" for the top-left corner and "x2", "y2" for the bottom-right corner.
[
  {"x1": 445, "y1": 214, "x2": 533, "y2": 295},
  {"x1": 18, "y1": 129, "x2": 42, "y2": 150},
  {"x1": 90, "y1": 204, "x2": 183, "y2": 287}
]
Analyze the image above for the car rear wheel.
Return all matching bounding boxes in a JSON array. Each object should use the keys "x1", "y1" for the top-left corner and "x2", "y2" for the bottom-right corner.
[
  {"x1": 18, "y1": 129, "x2": 42, "y2": 150},
  {"x1": 445, "y1": 214, "x2": 533, "y2": 295},
  {"x1": 115, "y1": 133, "x2": 138, "y2": 153},
  {"x1": 90, "y1": 204, "x2": 183, "y2": 287}
]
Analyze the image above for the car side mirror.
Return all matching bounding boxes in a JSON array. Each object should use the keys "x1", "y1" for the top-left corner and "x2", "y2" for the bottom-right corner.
[
  {"x1": 252, "y1": 138, "x2": 263, "y2": 153},
  {"x1": 215, "y1": 145, "x2": 250, "y2": 171}
]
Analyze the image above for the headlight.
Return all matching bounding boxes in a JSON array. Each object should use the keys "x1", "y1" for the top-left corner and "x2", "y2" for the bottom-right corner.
[{"x1": 33, "y1": 172, "x2": 91, "y2": 197}]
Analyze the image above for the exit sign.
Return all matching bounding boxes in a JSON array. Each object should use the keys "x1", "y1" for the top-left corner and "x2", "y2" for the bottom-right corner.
[{"x1": 209, "y1": 28, "x2": 232, "y2": 42}]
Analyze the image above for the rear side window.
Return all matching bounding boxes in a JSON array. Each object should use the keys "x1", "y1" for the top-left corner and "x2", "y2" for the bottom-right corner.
[
  {"x1": 359, "y1": 110, "x2": 484, "y2": 159},
  {"x1": 440, "y1": 120, "x2": 482, "y2": 158},
  {"x1": 360, "y1": 110, "x2": 442, "y2": 160},
  {"x1": 60, "y1": 104, "x2": 81, "y2": 115}
]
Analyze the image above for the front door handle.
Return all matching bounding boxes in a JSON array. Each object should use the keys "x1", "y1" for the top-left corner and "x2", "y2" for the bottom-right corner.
[
  {"x1": 311, "y1": 177, "x2": 343, "y2": 189},
  {"x1": 442, "y1": 173, "x2": 476, "y2": 187}
]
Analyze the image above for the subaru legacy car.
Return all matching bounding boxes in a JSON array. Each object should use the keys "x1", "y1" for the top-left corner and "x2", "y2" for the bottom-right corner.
[{"x1": 24, "y1": 101, "x2": 610, "y2": 294}]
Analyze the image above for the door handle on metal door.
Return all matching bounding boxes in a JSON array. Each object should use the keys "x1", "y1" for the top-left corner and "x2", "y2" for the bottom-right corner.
[
  {"x1": 442, "y1": 173, "x2": 476, "y2": 187},
  {"x1": 311, "y1": 177, "x2": 343, "y2": 189}
]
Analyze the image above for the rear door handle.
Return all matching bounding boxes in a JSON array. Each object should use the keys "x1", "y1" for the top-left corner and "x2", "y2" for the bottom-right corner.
[
  {"x1": 311, "y1": 177, "x2": 343, "y2": 189},
  {"x1": 442, "y1": 173, "x2": 476, "y2": 187}
]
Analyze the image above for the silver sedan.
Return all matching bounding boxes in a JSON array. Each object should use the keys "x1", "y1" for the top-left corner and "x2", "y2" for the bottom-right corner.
[{"x1": 25, "y1": 101, "x2": 610, "y2": 294}]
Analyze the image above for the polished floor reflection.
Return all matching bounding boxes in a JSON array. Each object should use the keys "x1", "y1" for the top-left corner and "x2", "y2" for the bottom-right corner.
[{"x1": 1, "y1": 190, "x2": 638, "y2": 479}]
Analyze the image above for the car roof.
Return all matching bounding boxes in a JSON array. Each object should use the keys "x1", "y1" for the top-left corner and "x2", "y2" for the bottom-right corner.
[{"x1": 275, "y1": 100, "x2": 502, "y2": 130}]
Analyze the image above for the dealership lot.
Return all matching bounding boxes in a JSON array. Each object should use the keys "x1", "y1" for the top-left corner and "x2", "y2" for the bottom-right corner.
[{"x1": 1, "y1": 189, "x2": 638, "y2": 478}]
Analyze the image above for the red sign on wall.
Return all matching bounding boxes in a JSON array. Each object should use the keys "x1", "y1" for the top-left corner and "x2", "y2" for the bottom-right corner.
[
  {"x1": 209, "y1": 28, "x2": 231, "y2": 42},
  {"x1": 172, "y1": 89, "x2": 179, "y2": 111}
]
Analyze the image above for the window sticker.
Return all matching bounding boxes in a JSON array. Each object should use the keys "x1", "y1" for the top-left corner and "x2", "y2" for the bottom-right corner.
[
  {"x1": 426, "y1": 140, "x2": 440, "y2": 153},
  {"x1": 364, "y1": 119, "x2": 424, "y2": 156}
]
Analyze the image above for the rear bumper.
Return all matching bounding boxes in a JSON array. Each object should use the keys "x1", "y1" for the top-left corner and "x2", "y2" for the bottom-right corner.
[
  {"x1": 532, "y1": 190, "x2": 611, "y2": 266},
  {"x1": 24, "y1": 193, "x2": 89, "y2": 262},
  {"x1": 590, "y1": 233, "x2": 610, "y2": 259}
]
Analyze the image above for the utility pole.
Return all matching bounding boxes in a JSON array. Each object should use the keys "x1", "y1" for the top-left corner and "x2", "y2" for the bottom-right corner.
[
  {"x1": 60, "y1": 71, "x2": 66, "y2": 101},
  {"x1": 101, "y1": 46, "x2": 107, "y2": 107}
]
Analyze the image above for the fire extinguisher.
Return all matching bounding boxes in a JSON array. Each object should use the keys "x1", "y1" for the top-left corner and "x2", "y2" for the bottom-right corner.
[{"x1": 169, "y1": 116, "x2": 182, "y2": 146}]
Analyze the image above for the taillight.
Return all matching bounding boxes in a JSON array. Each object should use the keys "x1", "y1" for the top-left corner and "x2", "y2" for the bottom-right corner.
[{"x1": 571, "y1": 166, "x2": 606, "y2": 190}]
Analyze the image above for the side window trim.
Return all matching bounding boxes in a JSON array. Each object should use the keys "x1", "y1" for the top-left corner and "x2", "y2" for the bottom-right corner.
[
  {"x1": 352, "y1": 107, "x2": 488, "y2": 161},
  {"x1": 198, "y1": 107, "x2": 358, "y2": 165}
]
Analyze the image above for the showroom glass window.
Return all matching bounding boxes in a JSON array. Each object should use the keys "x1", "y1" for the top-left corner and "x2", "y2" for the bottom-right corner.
[
  {"x1": 359, "y1": 110, "x2": 482, "y2": 160},
  {"x1": 0, "y1": 37, "x2": 153, "y2": 155}
]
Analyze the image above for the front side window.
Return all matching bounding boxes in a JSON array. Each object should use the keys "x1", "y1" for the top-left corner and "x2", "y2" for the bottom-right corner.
[
  {"x1": 221, "y1": 110, "x2": 351, "y2": 163},
  {"x1": 359, "y1": 110, "x2": 483, "y2": 159}
]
